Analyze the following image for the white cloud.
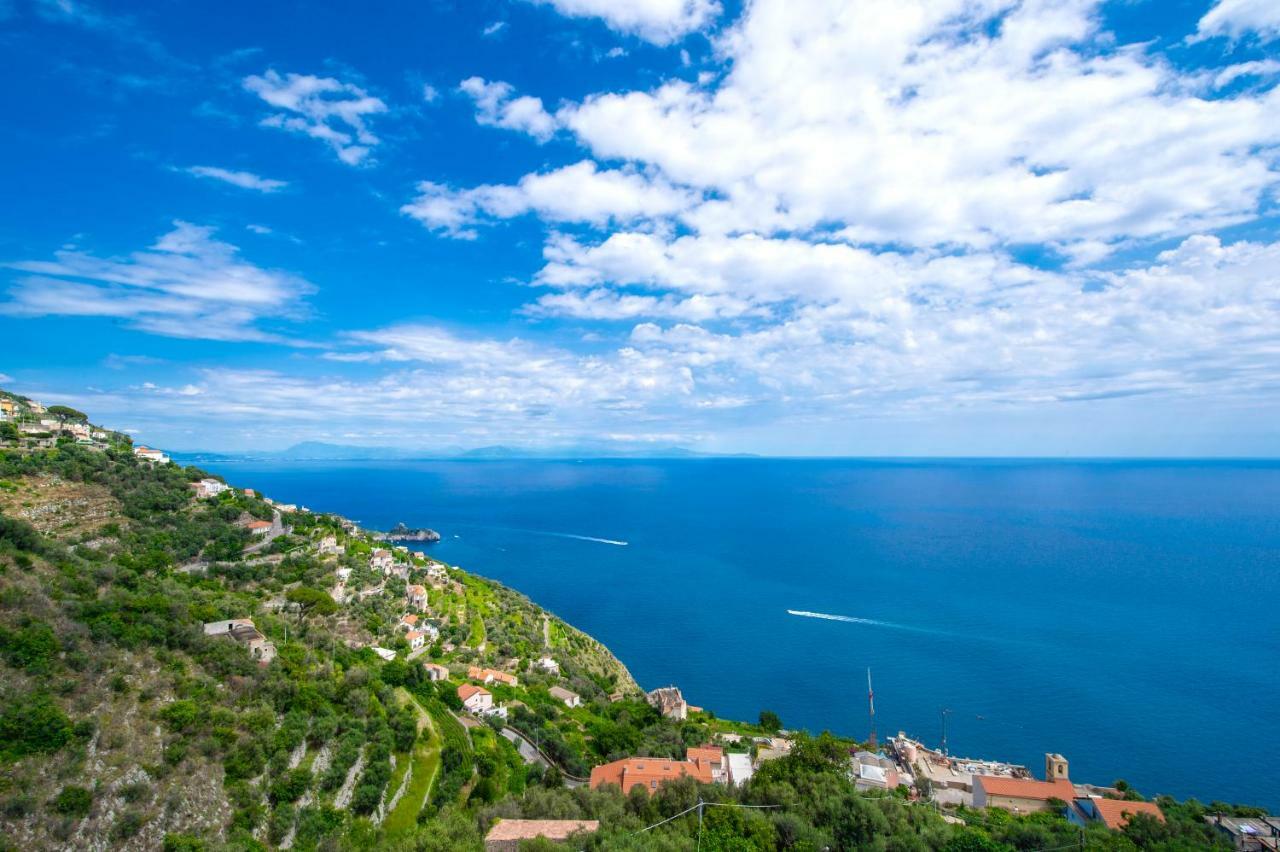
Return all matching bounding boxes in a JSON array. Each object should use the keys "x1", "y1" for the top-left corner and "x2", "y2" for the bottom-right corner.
[
  {"x1": 482, "y1": 20, "x2": 507, "y2": 37},
  {"x1": 71, "y1": 230, "x2": 1280, "y2": 452},
  {"x1": 422, "y1": 84, "x2": 440, "y2": 103},
  {"x1": 525, "y1": 0, "x2": 721, "y2": 45},
  {"x1": 185, "y1": 165, "x2": 288, "y2": 192},
  {"x1": 1213, "y1": 59, "x2": 1280, "y2": 89},
  {"x1": 2, "y1": 222, "x2": 315, "y2": 342},
  {"x1": 557, "y1": 0, "x2": 1280, "y2": 255},
  {"x1": 401, "y1": 161, "x2": 694, "y2": 237},
  {"x1": 243, "y1": 69, "x2": 387, "y2": 166},
  {"x1": 1197, "y1": 0, "x2": 1280, "y2": 42},
  {"x1": 458, "y1": 77, "x2": 557, "y2": 142}
]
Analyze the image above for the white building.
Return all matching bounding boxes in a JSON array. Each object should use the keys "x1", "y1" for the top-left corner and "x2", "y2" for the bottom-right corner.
[
  {"x1": 852, "y1": 751, "x2": 901, "y2": 792},
  {"x1": 318, "y1": 535, "x2": 343, "y2": 555},
  {"x1": 370, "y1": 646, "x2": 396, "y2": 661},
  {"x1": 536, "y1": 657, "x2": 560, "y2": 675},
  {"x1": 549, "y1": 686, "x2": 581, "y2": 708},
  {"x1": 133, "y1": 446, "x2": 170, "y2": 464},
  {"x1": 406, "y1": 630, "x2": 427, "y2": 650},
  {"x1": 727, "y1": 752, "x2": 755, "y2": 787},
  {"x1": 370, "y1": 549, "x2": 394, "y2": 572},
  {"x1": 203, "y1": 619, "x2": 276, "y2": 664},
  {"x1": 192, "y1": 478, "x2": 229, "y2": 499},
  {"x1": 406, "y1": 584, "x2": 428, "y2": 611},
  {"x1": 459, "y1": 684, "x2": 493, "y2": 714}
]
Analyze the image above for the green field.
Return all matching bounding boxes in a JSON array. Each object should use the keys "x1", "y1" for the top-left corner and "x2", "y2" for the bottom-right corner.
[{"x1": 383, "y1": 688, "x2": 444, "y2": 834}]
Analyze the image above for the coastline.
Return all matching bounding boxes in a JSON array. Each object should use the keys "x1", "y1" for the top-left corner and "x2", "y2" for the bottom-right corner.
[{"x1": 198, "y1": 454, "x2": 1280, "y2": 811}]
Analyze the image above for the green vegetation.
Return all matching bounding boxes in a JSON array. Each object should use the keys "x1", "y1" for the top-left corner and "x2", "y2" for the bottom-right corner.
[
  {"x1": 0, "y1": 396, "x2": 1266, "y2": 850},
  {"x1": 50, "y1": 785, "x2": 93, "y2": 818}
]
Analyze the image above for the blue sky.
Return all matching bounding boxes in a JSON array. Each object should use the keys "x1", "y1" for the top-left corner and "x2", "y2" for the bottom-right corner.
[{"x1": 1, "y1": 0, "x2": 1279, "y2": 455}]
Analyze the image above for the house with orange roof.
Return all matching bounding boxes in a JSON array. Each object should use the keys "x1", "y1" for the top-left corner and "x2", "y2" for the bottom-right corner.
[
  {"x1": 423, "y1": 662, "x2": 449, "y2": 681},
  {"x1": 1068, "y1": 797, "x2": 1165, "y2": 831},
  {"x1": 405, "y1": 630, "x2": 427, "y2": 650},
  {"x1": 973, "y1": 776, "x2": 1075, "y2": 813},
  {"x1": 686, "y1": 745, "x2": 726, "y2": 784},
  {"x1": 133, "y1": 446, "x2": 170, "y2": 464},
  {"x1": 245, "y1": 519, "x2": 273, "y2": 536},
  {"x1": 589, "y1": 747, "x2": 724, "y2": 795},
  {"x1": 406, "y1": 584, "x2": 428, "y2": 611},
  {"x1": 370, "y1": 548, "x2": 394, "y2": 572},
  {"x1": 400, "y1": 613, "x2": 419, "y2": 629},
  {"x1": 468, "y1": 666, "x2": 518, "y2": 686},
  {"x1": 458, "y1": 684, "x2": 492, "y2": 713}
]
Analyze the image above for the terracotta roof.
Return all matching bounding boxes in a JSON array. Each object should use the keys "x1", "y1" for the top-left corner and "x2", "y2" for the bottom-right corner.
[
  {"x1": 408, "y1": 584, "x2": 426, "y2": 593},
  {"x1": 406, "y1": 631, "x2": 424, "y2": 641},
  {"x1": 1090, "y1": 798, "x2": 1164, "y2": 830},
  {"x1": 458, "y1": 684, "x2": 489, "y2": 701},
  {"x1": 401, "y1": 614, "x2": 418, "y2": 625},
  {"x1": 485, "y1": 819, "x2": 599, "y2": 842},
  {"x1": 977, "y1": 776, "x2": 1075, "y2": 801},
  {"x1": 589, "y1": 753, "x2": 714, "y2": 794},
  {"x1": 687, "y1": 746, "x2": 724, "y2": 768},
  {"x1": 245, "y1": 520, "x2": 272, "y2": 530}
]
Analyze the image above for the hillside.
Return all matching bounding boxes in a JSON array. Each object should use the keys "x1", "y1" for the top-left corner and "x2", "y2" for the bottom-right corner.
[{"x1": 0, "y1": 390, "x2": 1260, "y2": 851}]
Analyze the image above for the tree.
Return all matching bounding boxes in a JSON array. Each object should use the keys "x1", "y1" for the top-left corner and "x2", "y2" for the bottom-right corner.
[
  {"x1": 47, "y1": 405, "x2": 88, "y2": 423},
  {"x1": 286, "y1": 586, "x2": 337, "y2": 619},
  {"x1": 759, "y1": 709, "x2": 782, "y2": 732}
]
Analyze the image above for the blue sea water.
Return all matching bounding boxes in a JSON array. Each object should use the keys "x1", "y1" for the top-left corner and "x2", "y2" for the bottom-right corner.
[{"x1": 199, "y1": 458, "x2": 1280, "y2": 808}]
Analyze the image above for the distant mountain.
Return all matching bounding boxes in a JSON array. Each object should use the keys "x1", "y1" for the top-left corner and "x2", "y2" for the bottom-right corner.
[
  {"x1": 174, "y1": 440, "x2": 756, "y2": 462},
  {"x1": 271, "y1": 441, "x2": 423, "y2": 460}
]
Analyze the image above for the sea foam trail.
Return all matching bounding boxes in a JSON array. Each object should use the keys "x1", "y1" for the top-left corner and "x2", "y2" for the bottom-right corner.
[
  {"x1": 459, "y1": 523, "x2": 628, "y2": 546},
  {"x1": 787, "y1": 609, "x2": 948, "y2": 636},
  {"x1": 540, "y1": 531, "x2": 629, "y2": 546}
]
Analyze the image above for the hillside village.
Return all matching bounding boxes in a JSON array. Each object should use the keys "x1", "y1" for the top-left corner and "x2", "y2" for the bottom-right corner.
[{"x1": 0, "y1": 387, "x2": 1274, "y2": 851}]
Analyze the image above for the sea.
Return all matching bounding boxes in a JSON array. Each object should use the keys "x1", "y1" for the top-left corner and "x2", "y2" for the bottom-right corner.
[{"x1": 196, "y1": 457, "x2": 1280, "y2": 809}]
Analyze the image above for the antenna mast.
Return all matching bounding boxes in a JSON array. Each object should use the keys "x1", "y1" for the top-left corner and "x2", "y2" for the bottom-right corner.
[{"x1": 867, "y1": 667, "x2": 877, "y2": 750}]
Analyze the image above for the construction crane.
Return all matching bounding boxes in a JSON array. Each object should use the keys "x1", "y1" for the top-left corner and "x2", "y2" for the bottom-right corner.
[{"x1": 867, "y1": 667, "x2": 877, "y2": 750}]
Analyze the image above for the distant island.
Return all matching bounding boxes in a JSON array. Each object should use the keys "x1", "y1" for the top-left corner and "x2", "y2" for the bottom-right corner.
[{"x1": 376, "y1": 522, "x2": 442, "y2": 543}]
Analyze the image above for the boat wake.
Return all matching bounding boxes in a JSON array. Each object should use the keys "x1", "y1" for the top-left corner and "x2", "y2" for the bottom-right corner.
[
  {"x1": 459, "y1": 522, "x2": 628, "y2": 546},
  {"x1": 542, "y1": 531, "x2": 629, "y2": 546},
  {"x1": 787, "y1": 609, "x2": 947, "y2": 636}
]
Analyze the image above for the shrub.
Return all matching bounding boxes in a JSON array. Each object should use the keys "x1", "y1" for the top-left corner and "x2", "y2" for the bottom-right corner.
[
  {"x1": 0, "y1": 691, "x2": 72, "y2": 758},
  {"x1": 162, "y1": 834, "x2": 206, "y2": 852},
  {"x1": 160, "y1": 699, "x2": 203, "y2": 733},
  {"x1": 0, "y1": 620, "x2": 59, "y2": 674},
  {"x1": 269, "y1": 768, "x2": 312, "y2": 805},
  {"x1": 50, "y1": 785, "x2": 92, "y2": 818},
  {"x1": 111, "y1": 810, "x2": 145, "y2": 840}
]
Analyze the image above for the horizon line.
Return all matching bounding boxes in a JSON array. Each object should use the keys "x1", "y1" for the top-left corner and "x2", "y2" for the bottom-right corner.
[{"x1": 168, "y1": 450, "x2": 1280, "y2": 462}]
